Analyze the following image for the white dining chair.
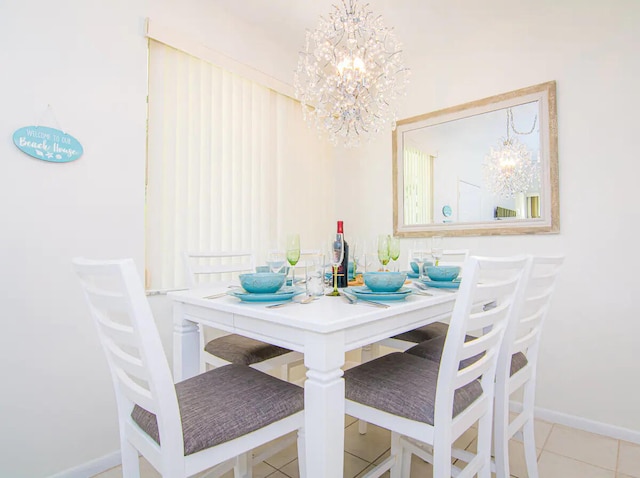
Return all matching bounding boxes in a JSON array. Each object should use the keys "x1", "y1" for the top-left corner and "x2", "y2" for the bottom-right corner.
[
  {"x1": 404, "y1": 255, "x2": 563, "y2": 477},
  {"x1": 493, "y1": 255, "x2": 564, "y2": 477},
  {"x1": 344, "y1": 255, "x2": 531, "y2": 477},
  {"x1": 356, "y1": 249, "x2": 470, "y2": 434},
  {"x1": 184, "y1": 251, "x2": 304, "y2": 380},
  {"x1": 73, "y1": 257, "x2": 305, "y2": 478}
]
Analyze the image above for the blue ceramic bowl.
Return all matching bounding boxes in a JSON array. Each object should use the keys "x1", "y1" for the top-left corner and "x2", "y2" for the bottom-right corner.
[
  {"x1": 363, "y1": 271, "x2": 407, "y2": 292},
  {"x1": 239, "y1": 272, "x2": 286, "y2": 293},
  {"x1": 410, "y1": 261, "x2": 434, "y2": 274},
  {"x1": 425, "y1": 266, "x2": 460, "y2": 282}
]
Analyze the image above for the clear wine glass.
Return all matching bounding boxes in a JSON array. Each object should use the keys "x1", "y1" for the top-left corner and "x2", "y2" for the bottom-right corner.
[
  {"x1": 266, "y1": 249, "x2": 285, "y2": 274},
  {"x1": 377, "y1": 234, "x2": 390, "y2": 271},
  {"x1": 350, "y1": 239, "x2": 360, "y2": 280},
  {"x1": 411, "y1": 239, "x2": 427, "y2": 280},
  {"x1": 327, "y1": 233, "x2": 344, "y2": 296},
  {"x1": 389, "y1": 236, "x2": 401, "y2": 271},
  {"x1": 431, "y1": 235, "x2": 444, "y2": 266},
  {"x1": 286, "y1": 233, "x2": 301, "y2": 286}
]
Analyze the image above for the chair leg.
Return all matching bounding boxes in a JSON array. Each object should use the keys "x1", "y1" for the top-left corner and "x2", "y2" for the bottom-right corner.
[
  {"x1": 234, "y1": 453, "x2": 252, "y2": 478},
  {"x1": 358, "y1": 420, "x2": 368, "y2": 435},
  {"x1": 432, "y1": 440, "x2": 452, "y2": 478},
  {"x1": 476, "y1": 411, "x2": 493, "y2": 478},
  {"x1": 199, "y1": 326, "x2": 207, "y2": 373},
  {"x1": 120, "y1": 438, "x2": 140, "y2": 478},
  {"x1": 357, "y1": 344, "x2": 380, "y2": 436},
  {"x1": 279, "y1": 363, "x2": 290, "y2": 381},
  {"x1": 297, "y1": 428, "x2": 307, "y2": 478},
  {"x1": 521, "y1": 379, "x2": 539, "y2": 478},
  {"x1": 390, "y1": 432, "x2": 402, "y2": 478},
  {"x1": 400, "y1": 446, "x2": 412, "y2": 478},
  {"x1": 522, "y1": 418, "x2": 539, "y2": 478},
  {"x1": 493, "y1": 395, "x2": 510, "y2": 478}
]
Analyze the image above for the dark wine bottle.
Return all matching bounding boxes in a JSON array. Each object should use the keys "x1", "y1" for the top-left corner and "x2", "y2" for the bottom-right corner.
[{"x1": 336, "y1": 220, "x2": 349, "y2": 288}]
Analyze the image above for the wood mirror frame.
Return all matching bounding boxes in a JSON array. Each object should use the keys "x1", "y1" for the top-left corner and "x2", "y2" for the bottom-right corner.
[{"x1": 393, "y1": 81, "x2": 559, "y2": 237}]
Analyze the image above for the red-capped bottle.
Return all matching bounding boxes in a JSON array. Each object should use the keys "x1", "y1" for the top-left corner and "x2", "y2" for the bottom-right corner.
[{"x1": 336, "y1": 221, "x2": 349, "y2": 288}]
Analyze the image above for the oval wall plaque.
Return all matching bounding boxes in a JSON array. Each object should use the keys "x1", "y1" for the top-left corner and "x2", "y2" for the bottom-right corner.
[{"x1": 12, "y1": 126, "x2": 83, "y2": 163}]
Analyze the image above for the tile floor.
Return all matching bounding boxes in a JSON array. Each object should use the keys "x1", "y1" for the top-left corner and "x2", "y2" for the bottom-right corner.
[{"x1": 94, "y1": 415, "x2": 640, "y2": 477}]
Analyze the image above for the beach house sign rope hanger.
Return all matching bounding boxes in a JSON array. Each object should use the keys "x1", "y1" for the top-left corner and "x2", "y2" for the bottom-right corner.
[{"x1": 12, "y1": 105, "x2": 83, "y2": 163}]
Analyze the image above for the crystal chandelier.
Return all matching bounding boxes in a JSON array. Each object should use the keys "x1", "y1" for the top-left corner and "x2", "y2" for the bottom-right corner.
[
  {"x1": 294, "y1": 0, "x2": 410, "y2": 148},
  {"x1": 483, "y1": 108, "x2": 539, "y2": 198}
]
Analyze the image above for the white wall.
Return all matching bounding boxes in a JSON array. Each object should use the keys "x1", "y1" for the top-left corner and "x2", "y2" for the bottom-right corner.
[
  {"x1": 0, "y1": 1, "x2": 147, "y2": 476},
  {"x1": 339, "y1": 0, "x2": 640, "y2": 433}
]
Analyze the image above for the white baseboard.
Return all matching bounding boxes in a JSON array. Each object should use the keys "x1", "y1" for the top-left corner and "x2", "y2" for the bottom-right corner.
[
  {"x1": 510, "y1": 401, "x2": 640, "y2": 445},
  {"x1": 49, "y1": 450, "x2": 121, "y2": 478}
]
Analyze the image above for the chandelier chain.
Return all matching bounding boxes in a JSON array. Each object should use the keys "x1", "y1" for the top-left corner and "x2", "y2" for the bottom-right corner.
[{"x1": 509, "y1": 108, "x2": 537, "y2": 136}]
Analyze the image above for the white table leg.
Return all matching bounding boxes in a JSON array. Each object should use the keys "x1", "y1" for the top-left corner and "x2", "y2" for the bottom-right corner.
[
  {"x1": 303, "y1": 331, "x2": 345, "y2": 478},
  {"x1": 172, "y1": 302, "x2": 200, "y2": 382}
]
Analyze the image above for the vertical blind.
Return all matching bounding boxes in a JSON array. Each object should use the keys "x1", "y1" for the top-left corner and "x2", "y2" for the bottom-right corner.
[
  {"x1": 403, "y1": 147, "x2": 433, "y2": 225},
  {"x1": 145, "y1": 40, "x2": 333, "y2": 290}
]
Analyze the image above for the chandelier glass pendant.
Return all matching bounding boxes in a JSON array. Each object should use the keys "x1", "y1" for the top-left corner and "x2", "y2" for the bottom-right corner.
[
  {"x1": 483, "y1": 108, "x2": 539, "y2": 199},
  {"x1": 294, "y1": 0, "x2": 410, "y2": 148}
]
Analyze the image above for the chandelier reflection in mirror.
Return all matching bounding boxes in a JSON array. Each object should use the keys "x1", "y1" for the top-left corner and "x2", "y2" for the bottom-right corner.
[
  {"x1": 294, "y1": 0, "x2": 410, "y2": 148},
  {"x1": 483, "y1": 108, "x2": 539, "y2": 198}
]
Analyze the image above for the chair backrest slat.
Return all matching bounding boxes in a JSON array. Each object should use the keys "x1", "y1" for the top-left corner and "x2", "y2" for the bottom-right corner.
[
  {"x1": 116, "y1": 368, "x2": 157, "y2": 413},
  {"x1": 438, "y1": 249, "x2": 469, "y2": 266},
  {"x1": 467, "y1": 302, "x2": 511, "y2": 331},
  {"x1": 512, "y1": 326, "x2": 538, "y2": 353},
  {"x1": 184, "y1": 250, "x2": 255, "y2": 288},
  {"x1": 460, "y1": 326, "x2": 502, "y2": 360},
  {"x1": 453, "y1": 349, "x2": 497, "y2": 389},
  {"x1": 93, "y1": 314, "x2": 139, "y2": 347},
  {"x1": 104, "y1": 338, "x2": 149, "y2": 382}
]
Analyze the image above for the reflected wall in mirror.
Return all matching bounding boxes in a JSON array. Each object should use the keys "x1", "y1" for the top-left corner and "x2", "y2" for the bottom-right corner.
[{"x1": 393, "y1": 81, "x2": 558, "y2": 237}]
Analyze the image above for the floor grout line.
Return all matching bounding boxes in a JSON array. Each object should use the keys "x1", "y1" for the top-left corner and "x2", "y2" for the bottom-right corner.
[{"x1": 540, "y1": 449, "x2": 619, "y2": 473}]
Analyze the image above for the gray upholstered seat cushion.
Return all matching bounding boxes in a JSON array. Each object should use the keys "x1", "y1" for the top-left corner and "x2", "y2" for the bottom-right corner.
[
  {"x1": 205, "y1": 334, "x2": 291, "y2": 365},
  {"x1": 131, "y1": 364, "x2": 303, "y2": 455},
  {"x1": 344, "y1": 352, "x2": 483, "y2": 425},
  {"x1": 391, "y1": 322, "x2": 450, "y2": 343},
  {"x1": 406, "y1": 336, "x2": 528, "y2": 376}
]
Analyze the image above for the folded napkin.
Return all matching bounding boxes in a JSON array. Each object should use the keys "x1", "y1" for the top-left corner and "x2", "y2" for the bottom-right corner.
[{"x1": 348, "y1": 274, "x2": 364, "y2": 286}]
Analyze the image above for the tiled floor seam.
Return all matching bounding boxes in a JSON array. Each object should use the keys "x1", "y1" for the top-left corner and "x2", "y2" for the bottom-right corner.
[
  {"x1": 539, "y1": 422, "x2": 555, "y2": 450},
  {"x1": 615, "y1": 438, "x2": 621, "y2": 474},
  {"x1": 542, "y1": 449, "x2": 618, "y2": 473},
  {"x1": 347, "y1": 451, "x2": 374, "y2": 478}
]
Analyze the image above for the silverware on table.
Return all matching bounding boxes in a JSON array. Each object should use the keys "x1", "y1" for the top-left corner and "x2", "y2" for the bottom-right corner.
[
  {"x1": 413, "y1": 282, "x2": 456, "y2": 293},
  {"x1": 411, "y1": 289, "x2": 434, "y2": 296},
  {"x1": 341, "y1": 292, "x2": 390, "y2": 309},
  {"x1": 203, "y1": 292, "x2": 228, "y2": 299},
  {"x1": 266, "y1": 295, "x2": 314, "y2": 309}
]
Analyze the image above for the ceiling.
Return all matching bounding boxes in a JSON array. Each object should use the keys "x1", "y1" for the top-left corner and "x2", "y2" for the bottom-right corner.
[{"x1": 217, "y1": 0, "x2": 443, "y2": 58}]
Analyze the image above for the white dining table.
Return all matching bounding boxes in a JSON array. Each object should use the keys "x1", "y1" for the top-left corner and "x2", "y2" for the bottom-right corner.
[{"x1": 169, "y1": 285, "x2": 457, "y2": 478}]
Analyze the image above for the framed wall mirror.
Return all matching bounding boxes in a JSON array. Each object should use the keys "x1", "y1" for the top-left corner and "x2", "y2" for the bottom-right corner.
[{"x1": 393, "y1": 81, "x2": 558, "y2": 237}]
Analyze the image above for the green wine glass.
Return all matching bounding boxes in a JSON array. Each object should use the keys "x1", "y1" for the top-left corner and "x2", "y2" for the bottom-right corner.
[
  {"x1": 377, "y1": 234, "x2": 391, "y2": 271},
  {"x1": 389, "y1": 236, "x2": 401, "y2": 271},
  {"x1": 286, "y1": 233, "x2": 301, "y2": 285}
]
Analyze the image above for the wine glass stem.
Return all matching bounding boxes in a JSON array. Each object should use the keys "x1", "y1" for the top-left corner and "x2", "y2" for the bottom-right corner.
[{"x1": 333, "y1": 265, "x2": 338, "y2": 292}]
